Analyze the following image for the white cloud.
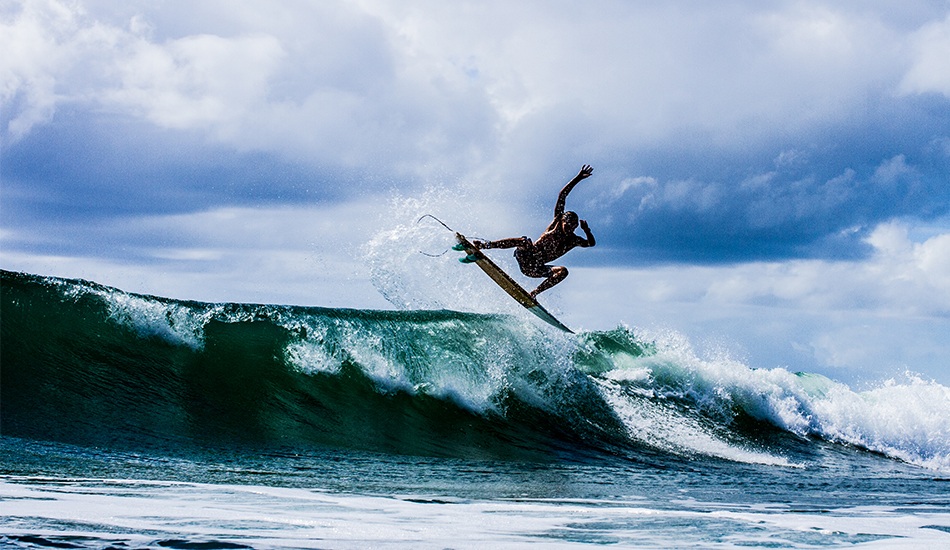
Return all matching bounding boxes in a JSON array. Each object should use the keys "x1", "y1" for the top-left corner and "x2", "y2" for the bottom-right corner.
[
  {"x1": 4, "y1": 0, "x2": 945, "y2": 170},
  {"x1": 697, "y1": 222, "x2": 950, "y2": 317},
  {"x1": 346, "y1": 0, "x2": 910, "y2": 148},
  {"x1": 1, "y1": 0, "x2": 116, "y2": 138},
  {"x1": 107, "y1": 32, "x2": 285, "y2": 133},
  {"x1": 864, "y1": 222, "x2": 950, "y2": 311},
  {"x1": 901, "y1": 13, "x2": 950, "y2": 97}
]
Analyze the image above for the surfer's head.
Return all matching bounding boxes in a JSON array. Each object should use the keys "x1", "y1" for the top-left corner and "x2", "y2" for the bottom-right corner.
[{"x1": 562, "y1": 211, "x2": 579, "y2": 231}]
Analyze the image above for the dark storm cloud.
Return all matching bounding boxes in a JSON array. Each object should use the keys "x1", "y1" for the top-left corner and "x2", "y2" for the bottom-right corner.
[
  {"x1": 0, "y1": 107, "x2": 356, "y2": 222},
  {"x1": 583, "y1": 95, "x2": 950, "y2": 265}
]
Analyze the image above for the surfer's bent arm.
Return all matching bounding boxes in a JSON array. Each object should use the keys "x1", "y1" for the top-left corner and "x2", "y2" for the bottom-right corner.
[
  {"x1": 553, "y1": 164, "x2": 593, "y2": 219},
  {"x1": 578, "y1": 219, "x2": 595, "y2": 247}
]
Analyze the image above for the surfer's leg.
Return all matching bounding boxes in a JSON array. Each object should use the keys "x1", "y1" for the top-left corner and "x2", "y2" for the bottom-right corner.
[
  {"x1": 529, "y1": 266, "x2": 567, "y2": 298},
  {"x1": 474, "y1": 237, "x2": 531, "y2": 250}
]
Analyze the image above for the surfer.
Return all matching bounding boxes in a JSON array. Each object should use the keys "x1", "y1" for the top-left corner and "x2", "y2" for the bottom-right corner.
[{"x1": 474, "y1": 164, "x2": 596, "y2": 298}]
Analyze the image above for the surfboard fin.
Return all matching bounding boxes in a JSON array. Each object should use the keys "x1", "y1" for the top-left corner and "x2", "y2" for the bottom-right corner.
[
  {"x1": 459, "y1": 254, "x2": 480, "y2": 264},
  {"x1": 452, "y1": 243, "x2": 467, "y2": 251}
]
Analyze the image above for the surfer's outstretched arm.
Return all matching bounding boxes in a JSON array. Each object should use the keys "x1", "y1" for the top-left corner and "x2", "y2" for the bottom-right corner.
[{"x1": 554, "y1": 164, "x2": 593, "y2": 219}]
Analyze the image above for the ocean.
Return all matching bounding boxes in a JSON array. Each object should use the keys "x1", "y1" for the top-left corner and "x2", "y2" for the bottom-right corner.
[{"x1": 2, "y1": 269, "x2": 949, "y2": 549}]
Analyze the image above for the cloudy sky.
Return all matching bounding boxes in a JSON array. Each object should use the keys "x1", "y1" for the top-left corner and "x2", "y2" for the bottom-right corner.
[{"x1": 3, "y1": 0, "x2": 949, "y2": 384}]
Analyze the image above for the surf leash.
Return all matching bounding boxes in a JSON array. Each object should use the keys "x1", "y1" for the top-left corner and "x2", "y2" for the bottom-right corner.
[
  {"x1": 415, "y1": 214, "x2": 456, "y2": 257},
  {"x1": 417, "y1": 214, "x2": 484, "y2": 263},
  {"x1": 417, "y1": 214, "x2": 454, "y2": 232}
]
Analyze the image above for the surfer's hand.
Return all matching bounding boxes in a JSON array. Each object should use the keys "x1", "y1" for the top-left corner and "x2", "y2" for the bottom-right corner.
[
  {"x1": 578, "y1": 165, "x2": 593, "y2": 180},
  {"x1": 473, "y1": 240, "x2": 490, "y2": 249},
  {"x1": 580, "y1": 219, "x2": 589, "y2": 231}
]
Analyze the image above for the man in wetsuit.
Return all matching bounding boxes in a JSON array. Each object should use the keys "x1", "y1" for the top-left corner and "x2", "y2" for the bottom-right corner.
[{"x1": 473, "y1": 165, "x2": 596, "y2": 298}]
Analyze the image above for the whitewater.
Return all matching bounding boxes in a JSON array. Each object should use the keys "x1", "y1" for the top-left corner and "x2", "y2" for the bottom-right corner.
[{"x1": 2, "y1": 268, "x2": 949, "y2": 548}]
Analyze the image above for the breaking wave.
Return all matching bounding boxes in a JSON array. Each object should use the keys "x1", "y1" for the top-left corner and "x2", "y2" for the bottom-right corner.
[{"x1": 2, "y1": 270, "x2": 948, "y2": 471}]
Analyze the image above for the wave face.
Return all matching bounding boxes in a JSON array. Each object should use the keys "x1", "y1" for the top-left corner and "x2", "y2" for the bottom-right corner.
[{"x1": 2, "y1": 270, "x2": 948, "y2": 470}]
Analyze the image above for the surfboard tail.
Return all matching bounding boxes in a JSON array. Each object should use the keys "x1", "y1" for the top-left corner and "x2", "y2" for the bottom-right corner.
[{"x1": 527, "y1": 305, "x2": 574, "y2": 334}]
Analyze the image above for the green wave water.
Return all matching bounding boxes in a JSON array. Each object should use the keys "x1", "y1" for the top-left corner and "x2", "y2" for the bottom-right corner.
[{"x1": 2, "y1": 269, "x2": 948, "y2": 471}]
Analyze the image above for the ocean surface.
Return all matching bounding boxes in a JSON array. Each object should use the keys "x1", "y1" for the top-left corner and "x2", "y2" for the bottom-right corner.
[{"x1": 2, "y1": 269, "x2": 949, "y2": 549}]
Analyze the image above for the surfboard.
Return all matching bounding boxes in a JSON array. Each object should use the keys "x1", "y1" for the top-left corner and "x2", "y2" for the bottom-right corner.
[{"x1": 454, "y1": 233, "x2": 574, "y2": 334}]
